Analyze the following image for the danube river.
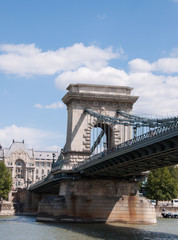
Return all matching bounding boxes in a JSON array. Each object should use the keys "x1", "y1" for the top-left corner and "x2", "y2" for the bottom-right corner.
[{"x1": 0, "y1": 216, "x2": 178, "y2": 240}]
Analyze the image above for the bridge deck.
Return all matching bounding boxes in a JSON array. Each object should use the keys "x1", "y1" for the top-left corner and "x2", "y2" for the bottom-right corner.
[{"x1": 75, "y1": 127, "x2": 178, "y2": 177}]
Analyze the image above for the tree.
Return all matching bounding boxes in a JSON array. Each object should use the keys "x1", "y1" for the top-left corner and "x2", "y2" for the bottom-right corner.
[
  {"x1": 168, "y1": 165, "x2": 178, "y2": 184},
  {"x1": 0, "y1": 161, "x2": 12, "y2": 201},
  {"x1": 145, "y1": 167, "x2": 178, "y2": 205}
]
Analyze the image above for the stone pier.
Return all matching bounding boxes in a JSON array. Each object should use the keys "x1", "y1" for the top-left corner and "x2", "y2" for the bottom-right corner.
[{"x1": 37, "y1": 179, "x2": 156, "y2": 224}]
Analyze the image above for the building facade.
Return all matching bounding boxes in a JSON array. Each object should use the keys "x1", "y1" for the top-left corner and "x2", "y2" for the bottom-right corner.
[{"x1": 0, "y1": 140, "x2": 59, "y2": 190}]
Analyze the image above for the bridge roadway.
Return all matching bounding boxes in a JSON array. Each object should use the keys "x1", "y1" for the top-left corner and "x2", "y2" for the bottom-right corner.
[
  {"x1": 74, "y1": 124, "x2": 178, "y2": 178},
  {"x1": 30, "y1": 123, "x2": 178, "y2": 193}
]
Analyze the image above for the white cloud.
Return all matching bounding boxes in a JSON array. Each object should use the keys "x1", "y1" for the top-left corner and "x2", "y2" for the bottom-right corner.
[
  {"x1": 129, "y1": 59, "x2": 153, "y2": 73},
  {"x1": 153, "y1": 58, "x2": 178, "y2": 73},
  {"x1": 55, "y1": 67, "x2": 129, "y2": 89},
  {"x1": 97, "y1": 13, "x2": 106, "y2": 20},
  {"x1": 34, "y1": 101, "x2": 64, "y2": 109},
  {"x1": 170, "y1": 47, "x2": 178, "y2": 57},
  {"x1": 0, "y1": 43, "x2": 119, "y2": 76},
  {"x1": 0, "y1": 43, "x2": 40, "y2": 56},
  {"x1": 34, "y1": 104, "x2": 43, "y2": 109},
  {"x1": 129, "y1": 72, "x2": 178, "y2": 114},
  {"x1": 129, "y1": 57, "x2": 178, "y2": 74},
  {"x1": 0, "y1": 125, "x2": 61, "y2": 150}
]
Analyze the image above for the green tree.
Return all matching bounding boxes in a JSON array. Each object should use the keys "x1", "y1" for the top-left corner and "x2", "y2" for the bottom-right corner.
[
  {"x1": 168, "y1": 166, "x2": 178, "y2": 184},
  {"x1": 145, "y1": 167, "x2": 178, "y2": 205},
  {"x1": 0, "y1": 161, "x2": 12, "y2": 201}
]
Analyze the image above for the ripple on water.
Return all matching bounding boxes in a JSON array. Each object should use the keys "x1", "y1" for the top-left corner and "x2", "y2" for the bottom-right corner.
[{"x1": 0, "y1": 216, "x2": 178, "y2": 240}]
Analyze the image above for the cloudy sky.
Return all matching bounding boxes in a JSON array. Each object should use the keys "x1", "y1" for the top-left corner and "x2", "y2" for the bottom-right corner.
[{"x1": 0, "y1": 0, "x2": 178, "y2": 150}]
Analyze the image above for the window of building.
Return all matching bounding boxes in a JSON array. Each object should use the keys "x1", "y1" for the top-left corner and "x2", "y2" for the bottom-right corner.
[
  {"x1": 41, "y1": 162, "x2": 45, "y2": 167},
  {"x1": 36, "y1": 169, "x2": 38, "y2": 174},
  {"x1": 36, "y1": 162, "x2": 39, "y2": 167},
  {"x1": 42, "y1": 169, "x2": 44, "y2": 174},
  {"x1": 47, "y1": 162, "x2": 50, "y2": 167},
  {"x1": 47, "y1": 170, "x2": 50, "y2": 174}
]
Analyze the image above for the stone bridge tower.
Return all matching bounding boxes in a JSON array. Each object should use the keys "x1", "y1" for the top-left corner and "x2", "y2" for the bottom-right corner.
[
  {"x1": 62, "y1": 84, "x2": 138, "y2": 166},
  {"x1": 33, "y1": 84, "x2": 157, "y2": 225}
]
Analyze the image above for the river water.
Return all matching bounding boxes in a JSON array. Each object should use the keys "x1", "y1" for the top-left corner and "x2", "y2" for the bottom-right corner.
[{"x1": 0, "y1": 216, "x2": 178, "y2": 240}]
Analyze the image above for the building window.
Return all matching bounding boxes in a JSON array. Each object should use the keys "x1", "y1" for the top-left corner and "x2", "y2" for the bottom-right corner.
[
  {"x1": 41, "y1": 162, "x2": 45, "y2": 167},
  {"x1": 42, "y1": 169, "x2": 44, "y2": 174},
  {"x1": 36, "y1": 162, "x2": 39, "y2": 167},
  {"x1": 47, "y1": 170, "x2": 50, "y2": 174},
  {"x1": 47, "y1": 162, "x2": 50, "y2": 167},
  {"x1": 36, "y1": 169, "x2": 38, "y2": 174}
]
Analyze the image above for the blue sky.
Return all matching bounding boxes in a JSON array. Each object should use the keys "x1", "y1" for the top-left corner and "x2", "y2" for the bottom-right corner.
[{"x1": 0, "y1": 0, "x2": 178, "y2": 150}]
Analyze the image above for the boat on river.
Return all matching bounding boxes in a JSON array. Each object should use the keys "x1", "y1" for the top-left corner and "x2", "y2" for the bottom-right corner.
[{"x1": 161, "y1": 212, "x2": 178, "y2": 218}]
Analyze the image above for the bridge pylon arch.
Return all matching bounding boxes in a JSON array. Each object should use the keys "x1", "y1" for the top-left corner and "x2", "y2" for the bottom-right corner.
[{"x1": 62, "y1": 83, "x2": 138, "y2": 166}]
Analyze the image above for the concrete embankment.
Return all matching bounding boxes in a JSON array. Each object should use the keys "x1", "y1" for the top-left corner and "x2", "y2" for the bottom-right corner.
[{"x1": 0, "y1": 201, "x2": 15, "y2": 215}]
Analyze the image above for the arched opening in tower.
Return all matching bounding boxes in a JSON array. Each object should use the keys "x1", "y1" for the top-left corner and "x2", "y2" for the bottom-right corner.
[{"x1": 90, "y1": 122, "x2": 112, "y2": 156}]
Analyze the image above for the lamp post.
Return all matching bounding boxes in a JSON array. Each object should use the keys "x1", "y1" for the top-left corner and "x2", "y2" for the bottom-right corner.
[{"x1": 52, "y1": 153, "x2": 56, "y2": 169}]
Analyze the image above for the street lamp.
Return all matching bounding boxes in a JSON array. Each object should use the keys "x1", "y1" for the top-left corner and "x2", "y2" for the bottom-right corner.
[{"x1": 52, "y1": 153, "x2": 55, "y2": 164}]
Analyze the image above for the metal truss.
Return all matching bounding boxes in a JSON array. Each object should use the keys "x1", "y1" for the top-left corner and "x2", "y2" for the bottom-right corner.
[{"x1": 85, "y1": 109, "x2": 178, "y2": 128}]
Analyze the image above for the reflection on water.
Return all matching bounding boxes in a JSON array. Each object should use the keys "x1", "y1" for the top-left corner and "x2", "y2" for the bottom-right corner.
[{"x1": 0, "y1": 216, "x2": 178, "y2": 240}]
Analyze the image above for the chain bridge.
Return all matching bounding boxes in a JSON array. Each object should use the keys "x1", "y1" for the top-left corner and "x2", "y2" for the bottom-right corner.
[{"x1": 28, "y1": 84, "x2": 178, "y2": 224}]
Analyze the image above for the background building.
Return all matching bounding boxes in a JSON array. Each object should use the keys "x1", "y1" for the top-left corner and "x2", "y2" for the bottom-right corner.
[{"x1": 0, "y1": 140, "x2": 59, "y2": 190}]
